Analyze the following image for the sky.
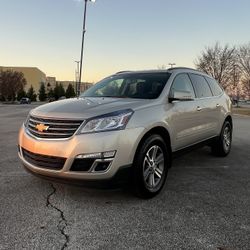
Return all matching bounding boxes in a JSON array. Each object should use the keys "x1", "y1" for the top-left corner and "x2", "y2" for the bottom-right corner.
[{"x1": 1, "y1": 0, "x2": 250, "y2": 82}]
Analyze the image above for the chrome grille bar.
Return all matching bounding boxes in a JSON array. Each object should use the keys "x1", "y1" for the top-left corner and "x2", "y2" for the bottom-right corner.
[
  {"x1": 27, "y1": 127, "x2": 73, "y2": 136},
  {"x1": 29, "y1": 117, "x2": 82, "y2": 126},
  {"x1": 27, "y1": 115, "x2": 84, "y2": 139},
  {"x1": 28, "y1": 123, "x2": 76, "y2": 131}
]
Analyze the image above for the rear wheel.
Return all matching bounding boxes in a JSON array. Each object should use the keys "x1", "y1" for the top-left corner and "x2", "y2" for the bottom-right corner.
[
  {"x1": 132, "y1": 134, "x2": 170, "y2": 198},
  {"x1": 211, "y1": 121, "x2": 232, "y2": 157}
]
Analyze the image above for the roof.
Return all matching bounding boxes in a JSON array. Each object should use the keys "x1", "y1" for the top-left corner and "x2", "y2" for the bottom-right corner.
[{"x1": 115, "y1": 67, "x2": 206, "y2": 75}]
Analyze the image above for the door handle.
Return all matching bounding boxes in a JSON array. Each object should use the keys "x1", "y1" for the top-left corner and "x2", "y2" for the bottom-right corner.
[
  {"x1": 216, "y1": 104, "x2": 220, "y2": 108},
  {"x1": 197, "y1": 106, "x2": 202, "y2": 111}
]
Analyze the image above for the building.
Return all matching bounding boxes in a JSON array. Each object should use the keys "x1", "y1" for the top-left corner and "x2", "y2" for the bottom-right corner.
[
  {"x1": 48, "y1": 79, "x2": 93, "y2": 94},
  {"x1": 0, "y1": 66, "x2": 93, "y2": 99},
  {"x1": 0, "y1": 66, "x2": 46, "y2": 94}
]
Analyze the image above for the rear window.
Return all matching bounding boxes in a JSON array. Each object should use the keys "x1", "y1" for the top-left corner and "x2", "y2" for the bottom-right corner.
[
  {"x1": 189, "y1": 74, "x2": 213, "y2": 98},
  {"x1": 205, "y1": 77, "x2": 223, "y2": 96}
]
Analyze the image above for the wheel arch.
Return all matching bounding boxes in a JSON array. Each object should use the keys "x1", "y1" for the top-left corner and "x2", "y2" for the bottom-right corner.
[
  {"x1": 133, "y1": 126, "x2": 172, "y2": 168},
  {"x1": 225, "y1": 115, "x2": 233, "y2": 130}
]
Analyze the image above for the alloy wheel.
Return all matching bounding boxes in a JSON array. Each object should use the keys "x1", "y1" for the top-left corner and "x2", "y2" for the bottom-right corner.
[
  {"x1": 223, "y1": 125, "x2": 231, "y2": 152},
  {"x1": 143, "y1": 145, "x2": 165, "y2": 189}
]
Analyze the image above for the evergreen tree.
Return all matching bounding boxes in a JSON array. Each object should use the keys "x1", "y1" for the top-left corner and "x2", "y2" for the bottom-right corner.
[
  {"x1": 47, "y1": 88, "x2": 54, "y2": 99},
  {"x1": 38, "y1": 82, "x2": 47, "y2": 101},
  {"x1": 65, "y1": 84, "x2": 76, "y2": 98},
  {"x1": 58, "y1": 83, "x2": 65, "y2": 98},
  {"x1": 17, "y1": 87, "x2": 27, "y2": 101},
  {"x1": 27, "y1": 85, "x2": 37, "y2": 102},
  {"x1": 53, "y1": 83, "x2": 66, "y2": 100},
  {"x1": 53, "y1": 83, "x2": 60, "y2": 100}
]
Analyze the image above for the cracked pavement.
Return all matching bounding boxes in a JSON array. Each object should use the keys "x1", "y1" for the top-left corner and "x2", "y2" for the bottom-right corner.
[
  {"x1": 46, "y1": 183, "x2": 70, "y2": 250},
  {"x1": 0, "y1": 104, "x2": 250, "y2": 250}
]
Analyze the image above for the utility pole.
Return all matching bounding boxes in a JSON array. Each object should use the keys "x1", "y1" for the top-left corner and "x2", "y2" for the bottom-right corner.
[
  {"x1": 78, "y1": 0, "x2": 88, "y2": 96},
  {"x1": 78, "y1": 0, "x2": 95, "y2": 96},
  {"x1": 75, "y1": 61, "x2": 80, "y2": 95}
]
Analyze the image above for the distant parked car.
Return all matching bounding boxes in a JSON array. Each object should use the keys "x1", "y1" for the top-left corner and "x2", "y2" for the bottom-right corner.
[
  {"x1": 59, "y1": 96, "x2": 66, "y2": 100},
  {"x1": 48, "y1": 97, "x2": 56, "y2": 102},
  {"x1": 20, "y1": 98, "x2": 31, "y2": 104}
]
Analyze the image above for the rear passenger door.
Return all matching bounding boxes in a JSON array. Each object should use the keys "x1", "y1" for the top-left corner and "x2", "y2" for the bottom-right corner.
[
  {"x1": 205, "y1": 76, "x2": 224, "y2": 133},
  {"x1": 188, "y1": 73, "x2": 219, "y2": 139}
]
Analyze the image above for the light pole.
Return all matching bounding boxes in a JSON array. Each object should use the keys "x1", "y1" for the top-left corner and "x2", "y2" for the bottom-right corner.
[
  {"x1": 168, "y1": 63, "x2": 176, "y2": 68},
  {"x1": 75, "y1": 60, "x2": 80, "y2": 95},
  {"x1": 78, "y1": 0, "x2": 95, "y2": 96}
]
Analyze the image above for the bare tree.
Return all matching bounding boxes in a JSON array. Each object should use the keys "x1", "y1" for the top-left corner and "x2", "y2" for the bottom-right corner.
[
  {"x1": 237, "y1": 43, "x2": 250, "y2": 78},
  {"x1": 0, "y1": 70, "x2": 27, "y2": 102},
  {"x1": 237, "y1": 43, "x2": 250, "y2": 99},
  {"x1": 241, "y1": 78, "x2": 250, "y2": 100},
  {"x1": 195, "y1": 42, "x2": 236, "y2": 90}
]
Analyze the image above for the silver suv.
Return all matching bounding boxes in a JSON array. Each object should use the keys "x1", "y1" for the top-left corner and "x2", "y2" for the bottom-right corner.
[{"x1": 18, "y1": 68, "x2": 233, "y2": 198}]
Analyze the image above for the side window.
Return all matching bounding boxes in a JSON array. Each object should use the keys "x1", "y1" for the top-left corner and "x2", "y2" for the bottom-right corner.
[
  {"x1": 189, "y1": 74, "x2": 213, "y2": 98},
  {"x1": 205, "y1": 77, "x2": 223, "y2": 96},
  {"x1": 170, "y1": 74, "x2": 195, "y2": 98}
]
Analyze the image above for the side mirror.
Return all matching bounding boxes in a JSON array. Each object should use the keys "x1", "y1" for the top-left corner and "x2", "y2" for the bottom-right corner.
[{"x1": 169, "y1": 90, "x2": 194, "y2": 103}]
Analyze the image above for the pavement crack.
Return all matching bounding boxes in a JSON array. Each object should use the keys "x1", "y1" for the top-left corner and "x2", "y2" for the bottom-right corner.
[{"x1": 46, "y1": 183, "x2": 69, "y2": 250}]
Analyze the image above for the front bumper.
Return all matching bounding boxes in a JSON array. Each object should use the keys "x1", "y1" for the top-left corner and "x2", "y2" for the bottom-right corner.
[{"x1": 18, "y1": 125, "x2": 144, "y2": 181}]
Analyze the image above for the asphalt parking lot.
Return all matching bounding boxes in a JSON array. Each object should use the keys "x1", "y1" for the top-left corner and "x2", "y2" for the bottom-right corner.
[{"x1": 0, "y1": 104, "x2": 250, "y2": 250}]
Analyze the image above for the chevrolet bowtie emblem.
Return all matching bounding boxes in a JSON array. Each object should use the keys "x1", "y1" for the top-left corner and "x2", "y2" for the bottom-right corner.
[{"x1": 35, "y1": 123, "x2": 49, "y2": 132}]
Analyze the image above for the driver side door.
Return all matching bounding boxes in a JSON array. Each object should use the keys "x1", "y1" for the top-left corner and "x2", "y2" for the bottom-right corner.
[{"x1": 168, "y1": 73, "x2": 203, "y2": 151}]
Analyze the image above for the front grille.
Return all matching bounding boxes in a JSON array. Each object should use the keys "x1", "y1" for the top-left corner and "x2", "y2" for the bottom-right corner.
[
  {"x1": 27, "y1": 115, "x2": 84, "y2": 139},
  {"x1": 22, "y1": 148, "x2": 66, "y2": 170}
]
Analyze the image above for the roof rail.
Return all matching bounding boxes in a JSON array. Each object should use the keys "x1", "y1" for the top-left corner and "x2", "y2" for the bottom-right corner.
[
  {"x1": 115, "y1": 70, "x2": 132, "y2": 74},
  {"x1": 167, "y1": 67, "x2": 197, "y2": 71}
]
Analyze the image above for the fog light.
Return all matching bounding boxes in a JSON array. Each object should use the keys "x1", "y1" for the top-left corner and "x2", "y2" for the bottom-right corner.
[
  {"x1": 76, "y1": 153, "x2": 102, "y2": 159},
  {"x1": 76, "y1": 150, "x2": 116, "y2": 159},
  {"x1": 103, "y1": 151, "x2": 116, "y2": 158},
  {"x1": 94, "y1": 161, "x2": 111, "y2": 172}
]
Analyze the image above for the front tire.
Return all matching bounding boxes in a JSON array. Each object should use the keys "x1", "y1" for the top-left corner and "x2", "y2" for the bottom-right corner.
[
  {"x1": 211, "y1": 121, "x2": 232, "y2": 157},
  {"x1": 132, "y1": 134, "x2": 170, "y2": 198}
]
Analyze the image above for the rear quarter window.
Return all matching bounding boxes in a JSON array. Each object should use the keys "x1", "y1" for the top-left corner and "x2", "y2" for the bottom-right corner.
[
  {"x1": 189, "y1": 74, "x2": 213, "y2": 98},
  {"x1": 205, "y1": 77, "x2": 223, "y2": 96}
]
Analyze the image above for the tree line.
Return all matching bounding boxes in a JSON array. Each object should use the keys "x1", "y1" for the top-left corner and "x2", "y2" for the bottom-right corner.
[
  {"x1": 38, "y1": 82, "x2": 76, "y2": 101},
  {"x1": 0, "y1": 69, "x2": 76, "y2": 102},
  {"x1": 195, "y1": 42, "x2": 250, "y2": 99}
]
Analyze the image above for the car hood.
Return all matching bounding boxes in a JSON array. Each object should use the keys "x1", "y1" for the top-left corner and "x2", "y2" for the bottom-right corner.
[{"x1": 31, "y1": 97, "x2": 156, "y2": 119}]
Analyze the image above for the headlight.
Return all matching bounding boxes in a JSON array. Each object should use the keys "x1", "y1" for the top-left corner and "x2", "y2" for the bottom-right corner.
[{"x1": 80, "y1": 109, "x2": 133, "y2": 134}]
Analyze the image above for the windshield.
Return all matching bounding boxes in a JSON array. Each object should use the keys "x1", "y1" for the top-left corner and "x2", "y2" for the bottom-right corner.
[{"x1": 81, "y1": 72, "x2": 171, "y2": 99}]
